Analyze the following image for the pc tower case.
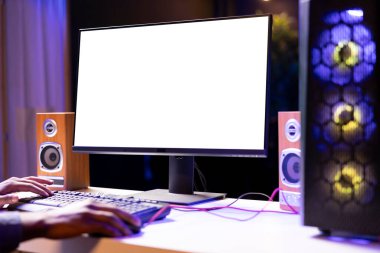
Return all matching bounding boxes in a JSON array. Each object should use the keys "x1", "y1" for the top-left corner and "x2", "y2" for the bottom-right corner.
[{"x1": 300, "y1": 0, "x2": 380, "y2": 236}]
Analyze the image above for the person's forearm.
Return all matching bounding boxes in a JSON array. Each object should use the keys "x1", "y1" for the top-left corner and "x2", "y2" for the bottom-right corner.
[
  {"x1": 0, "y1": 211, "x2": 23, "y2": 252},
  {"x1": 19, "y1": 212, "x2": 48, "y2": 241}
]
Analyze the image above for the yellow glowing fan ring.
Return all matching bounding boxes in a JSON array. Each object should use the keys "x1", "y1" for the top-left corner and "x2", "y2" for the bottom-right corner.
[
  {"x1": 334, "y1": 166, "x2": 363, "y2": 195},
  {"x1": 332, "y1": 103, "x2": 362, "y2": 132},
  {"x1": 353, "y1": 107, "x2": 363, "y2": 123},
  {"x1": 333, "y1": 104, "x2": 353, "y2": 124},
  {"x1": 333, "y1": 41, "x2": 360, "y2": 67}
]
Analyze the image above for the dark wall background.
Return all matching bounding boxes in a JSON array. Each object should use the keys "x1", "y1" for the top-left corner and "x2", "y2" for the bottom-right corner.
[{"x1": 69, "y1": 0, "x2": 299, "y2": 198}]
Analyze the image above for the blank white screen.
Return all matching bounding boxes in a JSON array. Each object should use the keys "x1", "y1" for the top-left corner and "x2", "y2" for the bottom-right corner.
[{"x1": 74, "y1": 16, "x2": 270, "y2": 153}]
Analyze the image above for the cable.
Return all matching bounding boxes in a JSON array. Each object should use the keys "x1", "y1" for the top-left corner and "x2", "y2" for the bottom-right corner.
[
  {"x1": 145, "y1": 187, "x2": 299, "y2": 225},
  {"x1": 279, "y1": 189, "x2": 299, "y2": 214},
  {"x1": 194, "y1": 161, "x2": 207, "y2": 192}
]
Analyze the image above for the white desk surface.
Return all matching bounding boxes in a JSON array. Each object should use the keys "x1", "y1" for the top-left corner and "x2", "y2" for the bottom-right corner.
[{"x1": 18, "y1": 187, "x2": 380, "y2": 253}]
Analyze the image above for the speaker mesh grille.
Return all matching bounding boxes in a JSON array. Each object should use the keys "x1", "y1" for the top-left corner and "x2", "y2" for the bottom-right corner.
[{"x1": 305, "y1": 4, "x2": 380, "y2": 235}]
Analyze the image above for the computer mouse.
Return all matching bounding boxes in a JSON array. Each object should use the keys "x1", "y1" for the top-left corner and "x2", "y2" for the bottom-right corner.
[
  {"x1": 89, "y1": 222, "x2": 141, "y2": 238},
  {"x1": 127, "y1": 223, "x2": 142, "y2": 234}
]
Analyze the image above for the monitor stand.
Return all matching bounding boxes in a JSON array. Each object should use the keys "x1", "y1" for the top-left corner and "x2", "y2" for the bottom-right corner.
[{"x1": 132, "y1": 156, "x2": 226, "y2": 205}]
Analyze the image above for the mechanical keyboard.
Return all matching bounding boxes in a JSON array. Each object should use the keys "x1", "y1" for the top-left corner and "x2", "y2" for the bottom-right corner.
[{"x1": 11, "y1": 190, "x2": 171, "y2": 224}]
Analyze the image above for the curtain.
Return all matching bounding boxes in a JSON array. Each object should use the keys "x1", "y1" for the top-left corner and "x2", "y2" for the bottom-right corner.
[
  {"x1": 0, "y1": 0, "x2": 69, "y2": 179},
  {"x1": 0, "y1": 0, "x2": 5, "y2": 181}
]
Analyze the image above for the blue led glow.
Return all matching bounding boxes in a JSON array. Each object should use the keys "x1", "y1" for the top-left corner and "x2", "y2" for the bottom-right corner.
[
  {"x1": 316, "y1": 143, "x2": 329, "y2": 157},
  {"x1": 312, "y1": 48, "x2": 321, "y2": 65},
  {"x1": 353, "y1": 25, "x2": 372, "y2": 46},
  {"x1": 356, "y1": 102, "x2": 374, "y2": 125},
  {"x1": 332, "y1": 65, "x2": 351, "y2": 85},
  {"x1": 326, "y1": 236, "x2": 373, "y2": 246},
  {"x1": 364, "y1": 42, "x2": 376, "y2": 63},
  {"x1": 343, "y1": 85, "x2": 362, "y2": 104},
  {"x1": 363, "y1": 94, "x2": 374, "y2": 104},
  {"x1": 341, "y1": 9, "x2": 364, "y2": 24},
  {"x1": 315, "y1": 104, "x2": 331, "y2": 124},
  {"x1": 318, "y1": 30, "x2": 331, "y2": 47},
  {"x1": 347, "y1": 9, "x2": 364, "y2": 17},
  {"x1": 312, "y1": 8, "x2": 376, "y2": 83},
  {"x1": 323, "y1": 123, "x2": 340, "y2": 144},
  {"x1": 357, "y1": 45, "x2": 364, "y2": 63},
  {"x1": 312, "y1": 126, "x2": 321, "y2": 140},
  {"x1": 354, "y1": 63, "x2": 374, "y2": 83},
  {"x1": 314, "y1": 64, "x2": 331, "y2": 82},
  {"x1": 365, "y1": 123, "x2": 377, "y2": 141},
  {"x1": 349, "y1": 238, "x2": 374, "y2": 246},
  {"x1": 324, "y1": 12, "x2": 341, "y2": 25},
  {"x1": 331, "y1": 24, "x2": 351, "y2": 45},
  {"x1": 322, "y1": 44, "x2": 335, "y2": 66}
]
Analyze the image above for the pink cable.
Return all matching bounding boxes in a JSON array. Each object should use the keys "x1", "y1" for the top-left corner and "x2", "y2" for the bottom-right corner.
[
  {"x1": 279, "y1": 190, "x2": 299, "y2": 214},
  {"x1": 146, "y1": 187, "x2": 298, "y2": 225}
]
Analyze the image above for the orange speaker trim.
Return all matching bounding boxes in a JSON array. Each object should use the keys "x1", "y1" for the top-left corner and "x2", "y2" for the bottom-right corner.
[
  {"x1": 278, "y1": 111, "x2": 301, "y2": 211},
  {"x1": 36, "y1": 112, "x2": 89, "y2": 190}
]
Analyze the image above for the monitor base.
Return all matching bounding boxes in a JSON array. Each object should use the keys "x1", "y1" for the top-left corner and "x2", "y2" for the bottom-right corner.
[{"x1": 132, "y1": 189, "x2": 226, "y2": 205}]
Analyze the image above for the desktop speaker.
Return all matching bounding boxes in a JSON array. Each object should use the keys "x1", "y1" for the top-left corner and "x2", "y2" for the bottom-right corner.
[
  {"x1": 278, "y1": 111, "x2": 301, "y2": 211},
  {"x1": 36, "y1": 112, "x2": 89, "y2": 190},
  {"x1": 301, "y1": 0, "x2": 380, "y2": 236}
]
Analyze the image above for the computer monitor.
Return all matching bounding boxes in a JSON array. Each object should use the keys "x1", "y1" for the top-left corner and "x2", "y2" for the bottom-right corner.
[{"x1": 73, "y1": 14, "x2": 272, "y2": 205}]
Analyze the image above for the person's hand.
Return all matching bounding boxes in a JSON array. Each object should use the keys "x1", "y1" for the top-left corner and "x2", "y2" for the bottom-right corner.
[
  {"x1": 0, "y1": 193, "x2": 19, "y2": 208},
  {"x1": 20, "y1": 200, "x2": 142, "y2": 240},
  {"x1": 0, "y1": 176, "x2": 53, "y2": 197}
]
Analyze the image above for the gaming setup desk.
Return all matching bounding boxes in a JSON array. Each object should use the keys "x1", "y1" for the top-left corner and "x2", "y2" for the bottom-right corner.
[
  {"x1": 13, "y1": 8, "x2": 380, "y2": 252},
  {"x1": 17, "y1": 187, "x2": 379, "y2": 253}
]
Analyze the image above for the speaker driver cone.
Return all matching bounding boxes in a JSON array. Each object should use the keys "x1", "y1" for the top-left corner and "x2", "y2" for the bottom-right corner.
[
  {"x1": 280, "y1": 148, "x2": 301, "y2": 187},
  {"x1": 39, "y1": 142, "x2": 63, "y2": 171}
]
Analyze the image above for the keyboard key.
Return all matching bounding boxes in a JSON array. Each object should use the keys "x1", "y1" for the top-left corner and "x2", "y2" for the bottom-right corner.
[{"x1": 31, "y1": 199, "x2": 61, "y2": 207}]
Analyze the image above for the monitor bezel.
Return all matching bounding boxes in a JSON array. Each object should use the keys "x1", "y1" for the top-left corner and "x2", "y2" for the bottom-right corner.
[{"x1": 73, "y1": 14, "x2": 272, "y2": 158}]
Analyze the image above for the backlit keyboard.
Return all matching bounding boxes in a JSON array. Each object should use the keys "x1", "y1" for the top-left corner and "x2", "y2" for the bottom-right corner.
[{"x1": 13, "y1": 190, "x2": 171, "y2": 224}]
